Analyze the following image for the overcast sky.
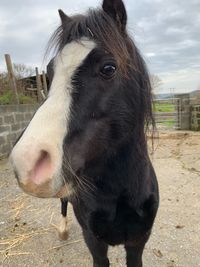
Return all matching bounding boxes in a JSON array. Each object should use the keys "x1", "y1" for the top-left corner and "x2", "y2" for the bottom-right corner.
[{"x1": 0, "y1": 0, "x2": 199, "y2": 93}]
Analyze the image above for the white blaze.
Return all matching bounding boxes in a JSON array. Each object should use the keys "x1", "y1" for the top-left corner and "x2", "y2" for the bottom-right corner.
[{"x1": 11, "y1": 39, "x2": 95, "y2": 184}]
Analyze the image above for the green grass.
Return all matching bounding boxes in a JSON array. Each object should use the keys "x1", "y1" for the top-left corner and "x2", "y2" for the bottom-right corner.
[
  {"x1": 19, "y1": 95, "x2": 36, "y2": 104},
  {"x1": 156, "y1": 120, "x2": 176, "y2": 127},
  {"x1": 153, "y1": 103, "x2": 175, "y2": 112},
  {"x1": 0, "y1": 90, "x2": 15, "y2": 104},
  {"x1": 0, "y1": 90, "x2": 36, "y2": 104},
  {"x1": 154, "y1": 103, "x2": 176, "y2": 127}
]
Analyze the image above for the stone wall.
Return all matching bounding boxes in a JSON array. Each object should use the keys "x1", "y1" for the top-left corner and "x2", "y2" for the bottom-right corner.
[{"x1": 0, "y1": 105, "x2": 39, "y2": 159}]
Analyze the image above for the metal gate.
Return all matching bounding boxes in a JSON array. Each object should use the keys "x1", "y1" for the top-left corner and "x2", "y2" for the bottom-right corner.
[
  {"x1": 153, "y1": 94, "x2": 190, "y2": 130},
  {"x1": 153, "y1": 98, "x2": 178, "y2": 129}
]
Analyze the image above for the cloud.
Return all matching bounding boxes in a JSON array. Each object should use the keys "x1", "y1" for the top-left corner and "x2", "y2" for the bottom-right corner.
[
  {"x1": 0, "y1": 0, "x2": 199, "y2": 93},
  {"x1": 127, "y1": 0, "x2": 200, "y2": 92}
]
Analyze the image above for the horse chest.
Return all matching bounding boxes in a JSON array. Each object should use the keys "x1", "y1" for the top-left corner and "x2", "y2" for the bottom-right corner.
[{"x1": 89, "y1": 199, "x2": 144, "y2": 245}]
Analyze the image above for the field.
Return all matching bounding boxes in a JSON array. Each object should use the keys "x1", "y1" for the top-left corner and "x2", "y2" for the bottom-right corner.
[
  {"x1": 153, "y1": 103, "x2": 175, "y2": 113},
  {"x1": 153, "y1": 102, "x2": 176, "y2": 128},
  {"x1": 0, "y1": 131, "x2": 200, "y2": 267}
]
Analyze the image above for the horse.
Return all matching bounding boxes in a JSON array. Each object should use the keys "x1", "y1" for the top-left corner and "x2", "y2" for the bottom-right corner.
[{"x1": 10, "y1": 0, "x2": 159, "y2": 266}]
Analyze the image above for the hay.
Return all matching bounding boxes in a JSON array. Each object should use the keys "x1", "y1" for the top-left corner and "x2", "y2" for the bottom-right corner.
[
  {"x1": 7, "y1": 195, "x2": 29, "y2": 221},
  {"x1": 49, "y1": 212, "x2": 55, "y2": 225},
  {"x1": 0, "y1": 230, "x2": 48, "y2": 250},
  {"x1": 1, "y1": 251, "x2": 34, "y2": 264},
  {"x1": 0, "y1": 182, "x2": 7, "y2": 189},
  {"x1": 0, "y1": 229, "x2": 51, "y2": 261},
  {"x1": 47, "y1": 239, "x2": 83, "y2": 251},
  {"x1": 0, "y1": 171, "x2": 80, "y2": 264}
]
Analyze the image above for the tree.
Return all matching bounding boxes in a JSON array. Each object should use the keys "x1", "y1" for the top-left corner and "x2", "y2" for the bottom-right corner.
[
  {"x1": 13, "y1": 63, "x2": 35, "y2": 79},
  {"x1": 150, "y1": 74, "x2": 162, "y2": 92},
  {"x1": 0, "y1": 63, "x2": 35, "y2": 96},
  {"x1": 0, "y1": 71, "x2": 9, "y2": 94}
]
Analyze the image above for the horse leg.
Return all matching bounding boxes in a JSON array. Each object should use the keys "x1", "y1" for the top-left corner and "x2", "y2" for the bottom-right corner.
[
  {"x1": 83, "y1": 229, "x2": 109, "y2": 267},
  {"x1": 124, "y1": 243, "x2": 146, "y2": 267},
  {"x1": 56, "y1": 198, "x2": 69, "y2": 240}
]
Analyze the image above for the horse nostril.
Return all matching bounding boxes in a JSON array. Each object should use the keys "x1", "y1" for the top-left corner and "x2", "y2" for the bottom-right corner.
[
  {"x1": 36, "y1": 150, "x2": 50, "y2": 169},
  {"x1": 29, "y1": 150, "x2": 52, "y2": 185}
]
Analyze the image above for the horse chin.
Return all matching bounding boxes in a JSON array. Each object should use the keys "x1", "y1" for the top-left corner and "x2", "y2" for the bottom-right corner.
[
  {"x1": 17, "y1": 176, "x2": 70, "y2": 199},
  {"x1": 18, "y1": 180, "x2": 54, "y2": 198}
]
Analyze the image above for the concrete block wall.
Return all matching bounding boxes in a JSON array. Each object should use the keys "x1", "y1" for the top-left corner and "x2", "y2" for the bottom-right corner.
[
  {"x1": 191, "y1": 105, "x2": 200, "y2": 131},
  {"x1": 175, "y1": 94, "x2": 191, "y2": 130},
  {"x1": 0, "y1": 105, "x2": 39, "y2": 159}
]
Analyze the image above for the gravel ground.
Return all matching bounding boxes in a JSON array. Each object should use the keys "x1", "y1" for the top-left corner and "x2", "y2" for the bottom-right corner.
[{"x1": 0, "y1": 131, "x2": 200, "y2": 267}]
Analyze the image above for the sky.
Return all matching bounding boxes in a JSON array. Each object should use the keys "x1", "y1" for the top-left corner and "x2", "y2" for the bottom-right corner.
[{"x1": 0, "y1": 0, "x2": 199, "y2": 94}]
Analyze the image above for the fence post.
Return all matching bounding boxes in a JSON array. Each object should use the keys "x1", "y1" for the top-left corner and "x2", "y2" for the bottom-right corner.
[
  {"x1": 4, "y1": 54, "x2": 19, "y2": 104},
  {"x1": 35, "y1": 67, "x2": 43, "y2": 102},
  {"x1": 42, "y1": 71, "x2": 48, "y2": 97}
]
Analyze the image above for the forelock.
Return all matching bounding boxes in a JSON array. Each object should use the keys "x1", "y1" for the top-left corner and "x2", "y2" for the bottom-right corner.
[{"x1": 46, "y1": 9, "x2": 130, "y2": 74}]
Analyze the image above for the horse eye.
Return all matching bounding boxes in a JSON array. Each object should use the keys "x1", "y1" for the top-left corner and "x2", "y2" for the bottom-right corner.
[{"x1": 100, "y1": 64, "x2": 116, "y2": 78}]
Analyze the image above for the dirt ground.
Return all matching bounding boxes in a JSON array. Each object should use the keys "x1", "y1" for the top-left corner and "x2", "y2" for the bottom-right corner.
[{"x1": 0, "y1": 131, "x2": 200, "y2": 267}]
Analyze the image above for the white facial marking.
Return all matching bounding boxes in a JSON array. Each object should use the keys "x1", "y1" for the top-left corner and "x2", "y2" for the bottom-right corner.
[{"x1": 11, "y1": 39, "x2": 96, "y2": 190}]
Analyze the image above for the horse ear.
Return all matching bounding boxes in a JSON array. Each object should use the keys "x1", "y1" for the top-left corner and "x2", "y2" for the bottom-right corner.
[
  {"x1": 102, "y1": 0, "x2": 127, "y2": 31},
  {"x1": 58, "y1": 9, "x2": 71, "y2": 25}
]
